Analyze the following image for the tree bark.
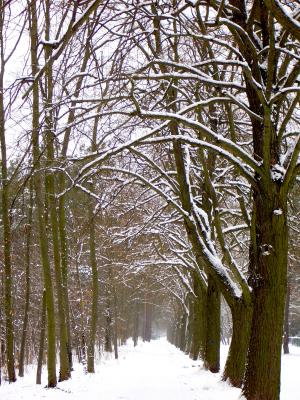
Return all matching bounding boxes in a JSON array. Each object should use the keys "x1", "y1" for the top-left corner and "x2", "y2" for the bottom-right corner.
[
  {"x1": 87, "y1": 197, "x2": 99, "y2": 373},
  {"x1": 243, "y1": 188, "x2": 288, "y2": 400},
  {"x1": 0, "y1": 303, "x2": 5, "y2": 385},
  {"x1": 0, "y1": 1, "x2": 16, "y2": 382},
  {"x1": 189, "y1": 273, "x2": 207, "y2": 361},
  {"x1": 58, "y1": 194, "x2": 73, "y2": 369},
  {"x1": 29, "y1": 0, "x2": 57, "y2": 386},
  {"x1": 44, "y1": 0, "x2": 70, "y2": 381},
  {"x1": 133, "y1": 300, "x2": 139, "y2": 347},
  {"x1": 75, "y1": 248, "x2": 86, "y2": 365},
  {"x1": 36, "y1": 290, "x2": 46, "y2": 385},
  {"x1": 179, "y1": 312, "x2": 188, "y2": 352},
  {"x1": 223, "y1": 300, "x2": 252, "y2": 387},
  {"x1": 111, "y1": 270, "x2": 119, "y2": 360},
  {"x1": 104, "y1": 301, "x2": 113, "y2": 353},
  {"x1": 204, "y1": 275, "x2": 220, "y2": 373},
  {"x1": 283, "y1": 280, "x2": 290, "y2": 354},
  {"x1": 56, "y1": 22, "x2": 93, "y2": 372},
  {"x1": 143, "y1": 300, "x2": 153, "y2": 342},
  {"x1": 19, "y1": 183, "x2": 33, "y2": 377}
]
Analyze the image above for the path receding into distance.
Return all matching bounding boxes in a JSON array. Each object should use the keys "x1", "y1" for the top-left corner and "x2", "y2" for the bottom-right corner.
[{"x1": 1, "y1": 338, "x2": 299, "y2": 400}]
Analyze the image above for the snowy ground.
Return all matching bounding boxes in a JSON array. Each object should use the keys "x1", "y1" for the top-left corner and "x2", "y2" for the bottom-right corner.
[{"x1": 1, "y1": 338, "x2": 299, "y2": 399}]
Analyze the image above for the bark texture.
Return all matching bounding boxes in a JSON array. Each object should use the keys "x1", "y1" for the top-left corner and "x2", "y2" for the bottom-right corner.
[
  {"x1": 243, "y1": 188, "x2": 288, "y2": 400},
  {"x1": 223, "y1": 301, "x2": 252, "y2": 387},
  {"x1": 204, "y1": 275, "x2": 220, "y2": 373},
  {"x1": 189, "y1": 273, "x2": 207, "y2": 361},
  {"x1": 29, "y1": 0, "x2": 57, "y2": 386},
  {"x1": 87, "y1": 198, "x2": 99, "y2": 373}
]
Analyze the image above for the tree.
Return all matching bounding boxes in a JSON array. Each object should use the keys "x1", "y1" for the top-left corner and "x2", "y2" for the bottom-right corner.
[
  {"x1": 18, "y1": 181, "x2": 33, "y2": 377},
  {"x1": 0, "y1": 0, "x2": 28, "y2": 383},
  {"x1": 69, "y1": 2, "x2": 299, "y2": 398},
  {"x1": 29, "y1": 0, "x2": 57, "y2": 386}
]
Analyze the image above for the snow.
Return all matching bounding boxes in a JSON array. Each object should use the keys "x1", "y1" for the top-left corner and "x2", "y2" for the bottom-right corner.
[
  {"x1": 41, "y1": 39, "x2": 60, "y2": 47},
  {"x1": 271, "y1": 164, "x2": 286, "y2": 182},
  {"x1": 262, "y1": 250, "x2": 271, "y2": 256},
  {"x1": 223, "y1": 224, "x2": 248, "y2": 234},
  {"x1": 1, "y1": 339, "x2": 299, "y2": 400},
  {"x1": 281, "y1": 346, "x2": 300, "y2": 398}
]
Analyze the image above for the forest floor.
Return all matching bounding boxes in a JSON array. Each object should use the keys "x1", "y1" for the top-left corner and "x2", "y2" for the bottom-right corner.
[{"x1": 1, "y1": 338, "x2": 299, "y2": 400}]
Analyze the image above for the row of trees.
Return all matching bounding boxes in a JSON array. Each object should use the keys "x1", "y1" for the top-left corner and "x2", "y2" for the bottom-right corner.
[
  {"x1": 0, "y1": 1, "x2": 299, "y2": 400},
  {"x1": 0, "y1": 155, "x2": 175, "y2": 379}
]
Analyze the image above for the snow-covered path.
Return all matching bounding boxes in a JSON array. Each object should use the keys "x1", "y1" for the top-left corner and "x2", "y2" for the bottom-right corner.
[
  {"x1": 1, "y1": 338, "x2": 299, "y2": 399},
  {"x1": 91, "y1": 339, "x2": 241, "y2": 400},
  {"x1": 0, "y1": 338, "x2": 241, "y2": 400}
]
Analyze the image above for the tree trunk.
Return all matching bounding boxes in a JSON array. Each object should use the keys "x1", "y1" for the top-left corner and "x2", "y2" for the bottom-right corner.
[
  {"x1": 243, "y1": 188, "x2": 288, "y2": 400},
  {"x1": 75, "y1": 249, "x2": 86, "y2": 365},
  {"x1": 185, "y1": 306, "x2": 193, "y2": 355},
  {"x1": 87, "y1": 198, "x2": 99, "y2": 373},
  {"x1": 56, "y1": 34, "x2": 94, "y2": 372},
  {"x1": 0, "y1": 110, "x2": 16, "y2": 384},
  {"x1": 143, "y1": 301, "x2": 152, "y2": 342},
  {"x1": 29, "y1": 0, "x2": 57, "y2": 386},
  {"x1": 174, "y1": 321, "x2": 181, "y2": 348},
  {"x1": 190, "y1": 274, "x2": 207, "y2": 361},
  {"x1": 0, "y1": 306, "x2": 5, "y2": 385},
  {"x1": 223, "y1": 301, "x2": 252, "y2": 387},
  {"x1": 81, "y1": 333, "x2": 87, "y2": 367},
  {"x1": 46, "y1": 167, "x2": 70, "y2": 381},
  {"x1": 204, "y1": 275, "x2": 220, "y2": 373},
  {"x1": 44, "y1": 0, "x2": 70, "y2": 381},
  {"x1": 19, "y1": 184, "x2": 33, "y2": 377},
  {"x1": 133, "y1": 300, "x2": 139, "y2": 347},
  {"x1": 104, "y1": 303, "x2": 113, "y2": 353},
  {"x1": 111, "y1": 273, "x2": 119, "y2": 360},
  {"x1": 113, "y1": 324, "x2": 119, "y2": 360},
  {"x1": 0, "y1": 4, "x2": 15, "y2": 381},
  {"x1": 179, "y1": 312, "x2": 188, "y2": 352},
  {"x1": 283, "y1": 280, "x2": 290, "y2": 354},
  {"x1": 58, "y1": 193, "x2": 72, "y2": 369},
  {"x1": 36, "y1": 290, "x2": 46, "y2": 385}
]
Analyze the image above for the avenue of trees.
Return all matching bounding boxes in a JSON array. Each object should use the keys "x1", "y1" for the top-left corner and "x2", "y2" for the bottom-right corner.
[{"x1": 0, "y1": 1, "x2": 299, "y2": 400}]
